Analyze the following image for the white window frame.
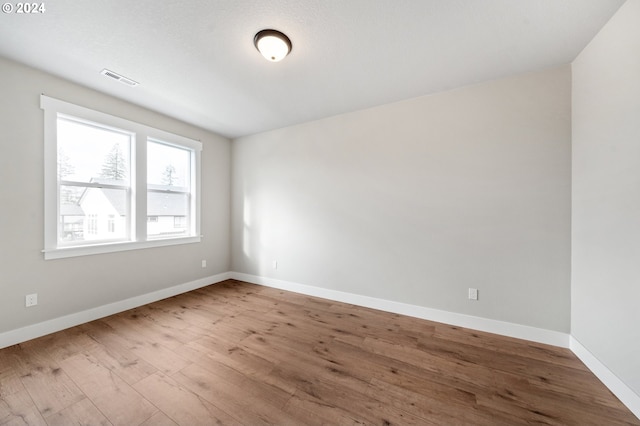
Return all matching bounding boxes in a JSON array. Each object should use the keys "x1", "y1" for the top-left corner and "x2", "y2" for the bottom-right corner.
[
  {"x1": 146, "y1": 138, "x2": 194, "y2": 240},
  {"x1": 42, "y1": 95, "x2": 202, "y2": 260}
]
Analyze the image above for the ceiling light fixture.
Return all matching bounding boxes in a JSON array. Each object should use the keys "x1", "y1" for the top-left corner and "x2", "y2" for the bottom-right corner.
[{"x1": 253, "y1": 29, "x2": 292, "y2": 62}]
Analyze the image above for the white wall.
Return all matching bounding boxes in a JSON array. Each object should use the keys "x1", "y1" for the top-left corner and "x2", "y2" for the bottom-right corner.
[
  {"x1": 572, "y1": 0, "x2": 640, "y2": 397},
  {"x1": 232, "y1": 66, "x2": 572, "y2": 332},
  {"x1": 0, "y1": 57, "x2": 231, "y2": 335}
]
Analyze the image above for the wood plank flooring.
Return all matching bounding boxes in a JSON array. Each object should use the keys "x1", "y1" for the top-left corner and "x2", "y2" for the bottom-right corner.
[{"x1": 1, "y1": 279, "x2": 638, "y2": 425}]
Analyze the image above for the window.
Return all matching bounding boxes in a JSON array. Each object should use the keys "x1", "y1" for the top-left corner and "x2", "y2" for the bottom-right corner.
[
  {"x1": 57, "y1": 116, "x2": 131, "y2": 243},
  {"x1": 42, "y1": 95, "x2": 202, "y2": 259},
  {"x1": 87, "y1": 214, "x2": 98, "y2": 235},
  {"x1": 147, "y1": 140, "x2": 192, "y2": 238},
  {"x1": 107, "y1": 215, "x2": 116, "y2": 233}
]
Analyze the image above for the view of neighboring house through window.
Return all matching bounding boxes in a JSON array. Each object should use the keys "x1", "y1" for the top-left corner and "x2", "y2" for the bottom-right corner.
[
  {"x1": 57, "y1": 116, "x2": 131, "y2": 243},
  {"x1": 147, "y1": 140, "x2": 192, "y2": 238},
  {"x1": 42, "y1": 95, "x2": 202, "y2": 259}
]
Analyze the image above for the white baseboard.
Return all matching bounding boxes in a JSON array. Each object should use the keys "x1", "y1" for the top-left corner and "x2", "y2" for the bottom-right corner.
[
  {"x1": 0, "y1": 272, "x2": 232, "y2": 350},
  {"x1": 230, "y1": 272, "x2": 570, "y2": 348},
  {"x1": 570, "y1": 337, "x2": 640, "y2": 419}
]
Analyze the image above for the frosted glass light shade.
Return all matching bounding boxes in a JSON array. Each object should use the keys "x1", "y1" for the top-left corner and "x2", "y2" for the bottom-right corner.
[{"x1": 254, "y1": 29, "x2": 292, "y2": 62}]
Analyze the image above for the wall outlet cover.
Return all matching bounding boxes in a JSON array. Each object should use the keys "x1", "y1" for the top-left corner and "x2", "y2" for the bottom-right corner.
[
  {"x1": 468, "y1": 288, "x2": 479, "y2": 301},
  {"x1": 25, "y1": 293, "x2": 38, "y2": 307}
]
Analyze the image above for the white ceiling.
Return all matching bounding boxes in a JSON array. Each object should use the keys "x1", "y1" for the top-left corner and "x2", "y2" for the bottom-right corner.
[{"x1": 0, "y1": 0, "x2": 624, "y2": 139}]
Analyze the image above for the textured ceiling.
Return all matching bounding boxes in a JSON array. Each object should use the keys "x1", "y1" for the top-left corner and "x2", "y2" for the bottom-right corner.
[{"x1": 0, "y1": 0, "x2": 625, "y2": 138}]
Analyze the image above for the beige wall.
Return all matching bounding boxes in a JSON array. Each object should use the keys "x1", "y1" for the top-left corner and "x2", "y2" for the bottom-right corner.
[
  {"x1": 572, "y1": 0, "x2": 640, "y2": 396},
  {"x1": 232, "y1": 66, "x2": 572, "y2": 332},
  {"x1": 0, "y1": 57, "x2": 232, "y2": 334}
]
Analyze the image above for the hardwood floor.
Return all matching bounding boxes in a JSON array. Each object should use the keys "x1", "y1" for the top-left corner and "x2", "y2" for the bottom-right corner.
[{"x1": 1, "y1": 279, "x2": 638, "y2": 425}]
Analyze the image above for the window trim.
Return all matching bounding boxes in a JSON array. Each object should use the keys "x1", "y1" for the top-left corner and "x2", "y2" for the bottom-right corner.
[{"x1": 42, "y1": 95, "x2": 202, "y2": 260}]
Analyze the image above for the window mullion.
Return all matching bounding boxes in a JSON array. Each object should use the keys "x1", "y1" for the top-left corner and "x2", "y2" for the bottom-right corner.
[
  {"x1": 135, "y1": 132, "x2": 147, "y2": 242},
  {"x1": 147, "y1": 188, "x2": 189, "y2": 194},
  {"x1": 59, "y1": 180, "x2": 128, "y2": 190}
]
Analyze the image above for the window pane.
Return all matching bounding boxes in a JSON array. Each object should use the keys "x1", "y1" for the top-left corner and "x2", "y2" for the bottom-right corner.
[
  {"x1": 147, "y1": 140, "x2": 190, "y2": 188},
  {"x1": 59, "y1": 185, "x2": 128, "y2": 243},
  {"x1": 147, "y1": 192, "x2": 189, "y2": 237},
  {"x1": 58, "y1": 117, "x2": 131, "y2": 185}
]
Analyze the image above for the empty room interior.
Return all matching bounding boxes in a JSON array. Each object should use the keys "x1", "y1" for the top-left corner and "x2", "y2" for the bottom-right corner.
[{"x1": 1, "y1": 0, "x2": 639, "y2": 424}]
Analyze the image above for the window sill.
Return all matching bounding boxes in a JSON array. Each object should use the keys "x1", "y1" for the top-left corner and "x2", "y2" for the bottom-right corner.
[{"x1": 43, "y1": 236, "x2": 202, "y2": 260}]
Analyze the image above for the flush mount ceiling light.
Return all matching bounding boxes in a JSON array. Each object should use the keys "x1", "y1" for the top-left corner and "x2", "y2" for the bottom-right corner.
[{"x1": 254, "y1": 29, "x2": 292, "y2": 62}]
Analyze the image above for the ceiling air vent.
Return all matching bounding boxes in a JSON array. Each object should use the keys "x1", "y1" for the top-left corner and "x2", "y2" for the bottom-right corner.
[{"x1": 100, "y1": 69, "x2": 139, "y2": 87}]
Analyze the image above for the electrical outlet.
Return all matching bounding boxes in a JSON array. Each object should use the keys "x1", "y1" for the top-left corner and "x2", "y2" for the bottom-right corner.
[
  {"x1": 201, "y1": 259, "x2": 207, "y2": 268},
  {"x1": 272, "y1": 260, "x2": 278, "y2": 270},
  {"x1": 468, "y1": 288, "x2": 478, "y2": 301},
  {"x1": 25, "y1": 293, "x2": 38, "y2": 307}
]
